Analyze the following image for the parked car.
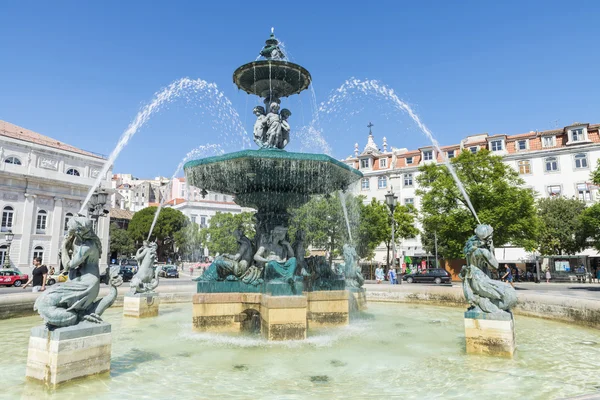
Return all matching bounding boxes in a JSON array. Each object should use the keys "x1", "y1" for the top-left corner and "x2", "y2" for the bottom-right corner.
[
  {"x1": 402, "y1": 268, "x2": 451, "y2": 284},
  {"x1": 47, "y1": 272, "x2": 69, "y2": 286},
  {"x1": 160, "y1": 265, "x2": 179, "y2": 278},
  {"x1": 0, "y1": 269, "x2": 29, "y2": 287},
  {"x1": 119, "y1": 266, "x2": 135, "y2": 282}
]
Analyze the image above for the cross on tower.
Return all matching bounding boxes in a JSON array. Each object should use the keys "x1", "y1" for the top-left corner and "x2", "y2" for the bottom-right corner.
[{"x1": 367, "y1": 122, "x2": 374, "y2": 134}]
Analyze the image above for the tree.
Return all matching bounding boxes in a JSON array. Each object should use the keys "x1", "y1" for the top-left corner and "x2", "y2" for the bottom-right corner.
[
  {"x1": 417, "y1": 149, "x2": 539, "y2": 259},
  {"x1": 201, "y1": 212, "x2": 256, "y2": 256},
  {"x1": 128, "y1": 207, "x2": 189, "y2": 261},
  {"x1": 356, "y1": 198, "x2": 389, "y2": 260},
  {"x1": 384, "y1": 204, "x2": 419, "y2": 267},
  {"x1": 581, "y1": 202, "x2": 600, "y2": 253},
  {"x1": 538, "y1": 197, "x2": 587, "y2": 255},
  {"x1": 109, "y1": 223, "x2": 135, "y2": 259},
  {"x1": 590, "y1": 160, "x2": 600, "y2": 186},
  {"x1": 175, "y1": 222, "x2": 204, "y2": 262}
]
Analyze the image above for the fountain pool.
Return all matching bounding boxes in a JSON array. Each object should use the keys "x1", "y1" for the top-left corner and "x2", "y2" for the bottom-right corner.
[{"x1": 5, "y1": 302, "x2": 600, "y2": 399}]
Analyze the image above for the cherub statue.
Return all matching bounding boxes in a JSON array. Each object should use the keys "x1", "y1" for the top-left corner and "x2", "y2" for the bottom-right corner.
[
  {"x1": 265, "y1": 102, "x2": 282, "y2": 148},
  {"x1": 252, "y1": 106, "x2": 267, "y2": 147},
  {"x1": 279, "y1": 108, "x2": 292, "y2": 149}
]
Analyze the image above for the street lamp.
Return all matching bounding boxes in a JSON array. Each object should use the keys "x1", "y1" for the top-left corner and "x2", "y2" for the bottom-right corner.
[
  {"x1": 4, "y1": 230, "x2": 14, "y2": 268},
  {"x1": 88, "y1": 187, "x2": 111, "y2": 233},
  {"x1": 385, "y1": 187, "x2": 400, "y2": 283}
]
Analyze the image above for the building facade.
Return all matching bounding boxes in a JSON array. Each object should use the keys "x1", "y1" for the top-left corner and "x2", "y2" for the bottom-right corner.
[
  {"x1": 344, "y1": 122, "x2": 600, "y2": 265},
  {"x1": 0, "y1": 120, "x2": 112, "y2": 272}
]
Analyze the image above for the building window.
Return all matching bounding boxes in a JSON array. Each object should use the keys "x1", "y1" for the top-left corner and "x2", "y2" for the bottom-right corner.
[
  {"x1": 542, "y1": 136, "x2": 555, "y2": 148},
  {"x1": 490, "y1": 140, "x2": 503, "y2": 152},
  {"x1": 33, "y1": 246, "x2": 44, "y2": 262},
  {"x1": 423, "y1": 151, "x2": 433, "y2": 161},
  {"x1": 469, "y1": 147, "x2": 478, "y2": 154},
  {"x1": 4, "y1": 156, "x2": 22, "y2": 165},
  {"x1": 379, "y1": 158, "x2": 387, "y2": 168},
  {"x1": 577, "y1": 183, "x2": 592, "y2": 202},
  {"x1": 36, "y1": 210, "x2": 47, "y2": 233},
  {"x1": 574, "y1": 153, "x2": 588, "y2": 169},
  {"x1": 360, "y1": 159, "x2": 371, "y2": 169},
  {"x1": 571, "y1": 128, "x2": 584, "y2": 142},
  {"x1": 517, "y1": 140, "x2": 528, "y2": 151},
  {"x1": 200, "y1": 216, "x2": 207, "y2": 228},
  {"x1": 404, "y1": 198, "x2": 414, "y2": 205},
  {"x1": 361, "y1": 178, "x2": 370, "y2": 190},
  {"x1": 1, "y1": 206, "x2": 14, "y2": 232},
  {"x1": 404, "y1": 173, "x2": 413, "y2": 187},
  {"x1": 406, "y1": 157, "x2": 413, "y2": 164},
  {"x1": 0, "y1": 245, "x2": 7, "y2": 266},
  {"x1": 518, "y1": 160, "x2": 531, "y2": 175},
  {"x1": 447, "y1": 150, "x2": 455, "y2": 159},
  {"x1": 378, "y1": 176, "x2": 387, "y2": 189},
  {"x1": 191, "y1": 215, "x2": 197, "y2": 224},
  {"x1": 544, "y1": 157, "x2": 559, "y2": 172},
  {"x1": 547, "y1": 185, "x2": 562, "y2": 197},
  {"x1": 66, "y1": 168, "x2": 80, "y2": 176},
  {"x1": 64, "y1": 212, "x2": 73, "y2": 232}
]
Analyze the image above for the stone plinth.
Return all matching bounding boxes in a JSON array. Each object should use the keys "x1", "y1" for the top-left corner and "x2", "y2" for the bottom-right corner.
[
  {"x1": 26, "y1": 322, "x2": 111, "y2": 386},
  {"x1": 464, "y1": 311, "x2": 516, "y2": 357},
  {"x1": 260, "y1": 295, "x2": 307, "y2": 340},
  {"x1": 348, "y1": 287, "x2": 367, "y2": 313},
  {"x1": 307, "y1": 290, "x2": 349, "y2": 330},
  {"x1": 123, "y1": 293, "x2": 159, "y2": 318},
  {"x1": 192, "y1": 293, "x2": 261, "y2": 332}
]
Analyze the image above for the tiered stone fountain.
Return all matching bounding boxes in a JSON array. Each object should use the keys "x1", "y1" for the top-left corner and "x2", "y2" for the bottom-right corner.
[{"x1": 185, "y1": 31, "x2": 365, "y2": 340}]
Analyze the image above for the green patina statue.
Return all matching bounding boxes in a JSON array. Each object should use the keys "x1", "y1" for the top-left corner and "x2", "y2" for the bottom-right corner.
[
  {"x1": 129, "y1": 241, "x2": 161, "y2": 295},
  {"x1": 254, "y1": 225, "x2": 297, "y2": 284},
  {"x1": 34, "y1": 217, "x2": 123, "y2": 328},
  {"x1": 459, "y1": 224, "x2": 517, "y2": 317},
  {"x1": 341, "y1": 244, "x2": 365, "y2": 288}
]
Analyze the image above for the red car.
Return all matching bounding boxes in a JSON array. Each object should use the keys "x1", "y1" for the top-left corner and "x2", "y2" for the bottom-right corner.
[{"x1": 0, "y1": 269, "x2": 29, "y2": 287}]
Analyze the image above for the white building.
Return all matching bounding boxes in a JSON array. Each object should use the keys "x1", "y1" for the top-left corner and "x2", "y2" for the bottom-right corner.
[
  {"x1": 0, "y1": 120, "x2": 111, "y2": 272},
  {"x1": 344, "y1": 122, "x2": 600, "y2": 265}
]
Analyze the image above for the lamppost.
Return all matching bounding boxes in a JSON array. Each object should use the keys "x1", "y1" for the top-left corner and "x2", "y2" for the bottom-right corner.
[
  {"x1": 3, "y1": 230, "x2": 14, "y2": 268},
  {"x1": 87, "y1": 188, "x2": 110, "y2": 233},
  {"x1": 385, "y1": 187, "x2": 400, "y2": 284}
]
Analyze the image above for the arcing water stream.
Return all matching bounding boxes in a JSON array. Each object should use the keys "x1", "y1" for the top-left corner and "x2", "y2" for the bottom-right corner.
[{"x1": 79, "y1": 78, "x2": 248, "y2": 216}]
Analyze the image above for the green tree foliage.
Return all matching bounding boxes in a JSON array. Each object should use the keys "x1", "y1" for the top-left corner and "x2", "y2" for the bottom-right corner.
[
  {"x1": 417, "y1": 149, "x2": 538, "y2": 259},
  {"x1": 109, "y1": 223, "x2": 135, "y2": 258},
  {"x1": 590, "y1": 160, "x2": 600, "y2": 186},
  {"x1": 128, "y1": 207, "x2": 189, "y2": 261},
  {"x1": 201, "y1": 212, "x2": 256, "y2": 256},
  {"x1": 538, "y1": 197, "x2": 587, "y2": 255},
  {"x1": 175, "y1": 222, "x2": 204, "y2": 262},
  {"x1": 581, "y1": 202, "x2": 600, "y2": 253}
]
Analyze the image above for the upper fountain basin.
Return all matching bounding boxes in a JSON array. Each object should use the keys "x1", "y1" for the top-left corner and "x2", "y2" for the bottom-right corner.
[
  {"x1": 183, "y1": 149, "x2": 362, "y2": 209},
  {"x1": 233, "y1": 60, "x2": 312, "y2": 99}
]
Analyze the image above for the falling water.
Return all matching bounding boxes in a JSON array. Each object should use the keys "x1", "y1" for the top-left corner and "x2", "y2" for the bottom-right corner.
[
  {"x1": 338, "y1": 190, "x2": 353, "y2": 242},
  {"x1": 79, "y1": 77, "x2": 248, "y2": 215},
  {"x1": 147, "y1": 144, "x2": 224, "y2": 241},
  {"x1": 318, "y1": 78, "x2": 481, "y2": 224}
]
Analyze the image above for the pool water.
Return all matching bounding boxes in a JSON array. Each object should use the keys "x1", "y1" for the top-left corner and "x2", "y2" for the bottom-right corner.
[{"x1": 2, "y1": 303, "x2": 600, "y2": 399}]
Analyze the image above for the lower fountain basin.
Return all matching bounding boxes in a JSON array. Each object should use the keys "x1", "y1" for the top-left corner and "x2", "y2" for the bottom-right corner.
[{"x1": 4, "y1": 303, "x2": 600, "y2": 399}]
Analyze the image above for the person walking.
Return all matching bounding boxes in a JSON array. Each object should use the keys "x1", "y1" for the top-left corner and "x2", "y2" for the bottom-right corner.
[
  {"x1": 501, "y1": 264, "x2": 514, "y2": 288},
  {"x1": 546, "y1": 269, "x2": 551, "y2": 283},
  {"x1": 22, "y1": 257, "x2": 48, "y2": 292},
  {"x1": 387, "y1": 267, "x2": 397, "y2": 285},
  {"x1": 375, "y1": 266, "x2": 384, "y2": 284}
]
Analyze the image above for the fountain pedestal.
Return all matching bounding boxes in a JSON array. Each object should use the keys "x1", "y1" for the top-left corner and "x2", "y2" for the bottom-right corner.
[
  {"x1": 307, "y1": 290, "x2": 349, "y2": 330},
  {"x1": 464, "y1": 311, "x2": 516, "y2": 357},
  {"x1": 348, "y1": 287, "x2": 368, "y2": 313},
  {"x1": 26, "y1": 322, "x2": 112, "y2": 386},
  {"x1": 123, "y1": 293, "x2": 159, "y2": 318},
  {"x1": 192, "y1": 293, "x2": 261, "y2": 332},
  {"x1": 260, "y1": 295, "x2": 307, "y2": 340}
]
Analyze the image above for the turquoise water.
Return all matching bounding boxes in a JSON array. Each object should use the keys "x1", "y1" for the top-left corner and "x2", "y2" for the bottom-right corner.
[{"x1": 2, "y1": 303, "x2": 600, "y2": 399}]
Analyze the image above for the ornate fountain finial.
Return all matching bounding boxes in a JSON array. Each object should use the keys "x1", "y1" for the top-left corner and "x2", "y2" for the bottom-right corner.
[
  {"x1": 260, "y1": 30, "x2": 285, "y2": 60},
  {"x1": 271, "y1": 27, "x2": 274, "y2": 34}
]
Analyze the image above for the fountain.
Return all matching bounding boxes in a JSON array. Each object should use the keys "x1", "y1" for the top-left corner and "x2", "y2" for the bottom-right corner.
[{"x1": 186, "y1": 31, "x2": 365, "y2": 340}]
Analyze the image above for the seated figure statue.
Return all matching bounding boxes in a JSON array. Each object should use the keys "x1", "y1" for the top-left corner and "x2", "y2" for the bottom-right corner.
[
  {"x1": 198, "y1": 229, "x2": 256, "y2": 283},
  {"x1": 459, "y1": 224, "x2": 517, "y2": 317},
  {"x1": 254, "y1": 226, "x2": 297, "y2": 285}
]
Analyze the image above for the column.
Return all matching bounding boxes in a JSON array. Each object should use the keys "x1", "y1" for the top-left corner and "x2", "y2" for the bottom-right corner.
[
  {"x1": 49, "y1": 197, "x2": 63, "y2": 269},
  {"x1": 19, "y1": 194, "x2": 37, "y2": 269},
  {"x1": 98, "y1": 215, "x2": 110, "y2": 270}
]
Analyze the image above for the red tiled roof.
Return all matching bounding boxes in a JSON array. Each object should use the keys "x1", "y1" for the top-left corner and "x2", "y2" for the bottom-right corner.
[{"x1": 0, "y1": 120, "x2": 105, "y2": 159}]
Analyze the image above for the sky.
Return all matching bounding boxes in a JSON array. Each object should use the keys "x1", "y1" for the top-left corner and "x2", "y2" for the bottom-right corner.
[{"x1": 1, "y1": 0, "x2": 599, "y2": 178}]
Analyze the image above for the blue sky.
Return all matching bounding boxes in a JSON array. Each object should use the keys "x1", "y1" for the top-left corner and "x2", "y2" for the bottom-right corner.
[{"x1": 1, "y1": 0, "x2": 599, "y2": 177}]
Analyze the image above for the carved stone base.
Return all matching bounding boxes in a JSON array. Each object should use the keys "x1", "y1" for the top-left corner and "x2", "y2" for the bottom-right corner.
[
  {"x1": 464, "y1": 310, "x2": 516, "y2": 357},
  {"x1": 26, "y1": 322, "x2": 111, "y2": 386},
  {"x1": 123, "y1": 293, "x2": 159, "y2": 318},
  {"x1": 348, "y1": 287, "x2": 368, "y2": 313},
  {"x1": 260, "y1": 295, "x2": 307, "y2": 340},
  {"x1": 192, "y1": 293, "x2": 261, "y2": 333},
  {"x1": 307, "y1": 290, "x2": 349, "y2": 330}
]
